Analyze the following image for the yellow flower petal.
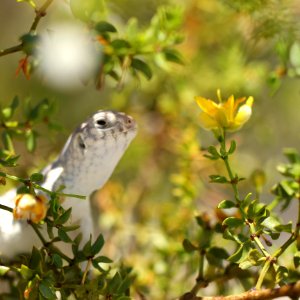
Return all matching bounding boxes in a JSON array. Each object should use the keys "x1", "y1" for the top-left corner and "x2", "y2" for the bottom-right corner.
[
  {"x1": 195, "y1": 91, "x2": 254, "y2": 132},
  {"x1": 195, "y1": 96, "x2": 218, "y2": 114},
  {"x1": 198, "y1": 112, "x2": 219, "y2": 130},
  {"x1": 235, "y1": 104, "x2": 252, "y2": 125}
]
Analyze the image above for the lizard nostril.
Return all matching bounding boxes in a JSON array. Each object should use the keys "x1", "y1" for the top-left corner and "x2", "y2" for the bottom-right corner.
[{"x1": 126, "y1": 117, "x2": 133, "y2": 125}]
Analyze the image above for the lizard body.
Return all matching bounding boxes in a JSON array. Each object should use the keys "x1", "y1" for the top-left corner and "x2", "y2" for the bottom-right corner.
[{"x1": 0, "y1": 110, "x2": 137, "y2": 257}]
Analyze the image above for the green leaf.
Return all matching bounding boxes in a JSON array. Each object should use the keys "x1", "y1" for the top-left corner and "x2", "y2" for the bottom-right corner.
[
  {"x1": 228, "y1": 242, "x2": 251, "y2": 263},
  {"x1": 206, "y1": 146, "x2": 220, "y2": 160},
  {"x1": 222, "y1": 217, "x2": 244, "y2": 228},
  {"x1": 19, "y1": 264, "x2": 34, "y2": 280},
  {"x1": 30, "y1": 172, "x2": 44, "y2": 183},
  {"x1": 163, "y1": 48, "x2": 184, "y2": 65},
  {"x1": 228, "y1": 140, "x2": 236, "y2": 154},
  {"x1": 290, "y1": 43, "x2": 300, "y2": 67},
  {"x1": 218, "y1": 200, "x2": 236, "y2": 209},
  {"x1": 91, "y1": 234, "x2": 105, "y2": 256},
  {"x1": 95, "y1": 21, "x2": 117, "y2": 33},
  {"x1": 117, "y1": 275, "x2": 133, "y2": 294},
  {"x1": 56, "y1": 208, "x2": 72, "y2": 225},
  {"x1": 293, "y1": 251, "x2": 300, "y2": 268},
  {"x1": 29, "y1": 246, "x2": 42, "y2": 269},
  {"x1": 82, "y1": 235, "x2": 93, "y2": 257},
  {"x1": 26, "y1": 130, "x2": 37, "y2": 152},
  {"x1": 2, "y1": 107, "x2": 13, "y2": 120},
  {"x1": 262, "y1": 217, "x2": 292, "y2": 233},
  {"x1": 274, "y1": 222, "x2": 293, "y2": 233},
  {"x1": 209, "y1": 175, "x2": 228, "y2": 184},
  {"x1": 39, "y1": 281, "x2": 56, "y2": 300},
  {"x1": 0, "y1": 266, "x2": 10, "y2": 276},
  {"x1": 72, "y1": 233, "x2": 83, "y2": 255},
  {"x1": 111, "y1": 39, "x2": 131, "y2": 50},
  {"x1": 63, "y1": 224, "x2": 80, "y2": 232},
  {"x1": 93, "y1": 255, "x2": 112, "y2": 264},
  {"x1": 52, "y1": 254, "x2": 63, "y2": 268},
  {"x1": 2, "y1": 96, "x2": 19, "y2": 120},
  {"x1": 2, "y1": 131, "x2": 14, "y2": 153},
  {"x1": 131, "y1": 58, "x2": 152, "y2": 80},
  {"x1": 261, "y1": 216, "x2": 281, "y2": 231},
  {"x1": 206, "y1": 247, "x2": 229, "y2": 267},
  {"x1": 58, "y1": 228, "x2": 72, "y2": 243},
  {"x1": 239, "y1": 249, "x2": 262, "y2": 270},
  {"x1": 275, "y1": 266, "x2": 288, "y2": 284},
  {"x1": 182, "y1": 238, "x2": 198, "y2": 252}
]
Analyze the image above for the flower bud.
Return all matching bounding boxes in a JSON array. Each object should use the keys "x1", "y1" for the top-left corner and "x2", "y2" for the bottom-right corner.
[{"x1": 13, "y1": 194, "x2": 47, "y2": 223}]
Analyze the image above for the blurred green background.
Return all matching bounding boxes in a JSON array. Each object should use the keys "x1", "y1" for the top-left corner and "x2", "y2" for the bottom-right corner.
[{"x1": 1, "y1": 0, "x2": 300, "y2": 298}]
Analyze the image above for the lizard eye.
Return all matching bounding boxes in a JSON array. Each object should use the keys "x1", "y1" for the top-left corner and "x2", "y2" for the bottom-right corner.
[{"x1": 96, "y1": 119, "x2": 108, "y2": 128}]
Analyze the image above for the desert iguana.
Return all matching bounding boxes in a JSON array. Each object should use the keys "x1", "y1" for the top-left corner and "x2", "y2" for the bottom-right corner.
[{"x1": 0, "y1": 110, "x2": 137, "y2": 257}]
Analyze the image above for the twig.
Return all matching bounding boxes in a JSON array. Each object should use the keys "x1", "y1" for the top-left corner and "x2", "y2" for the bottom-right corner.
[
  {"x1": 0, "y1": 0, "x2": 54, "y2": 58},
  {"x1": 0, "y1": 44, "x2": 23, "y2": 57},
  {"x1": 30, "y1": 0, "x2": 54, "y2": 32},
  {"x1": 81, "y1": 258, "x2": 92, "y2": 285},
  {"x1": 180, "y1": 280, "x2": 300, "y2": 300},
  {"x1": 29, "y1": 221, "x2": 72, "y2": 263},
  {"x1": 0, "y1": 203, "x2": 13, "y2": 213}
]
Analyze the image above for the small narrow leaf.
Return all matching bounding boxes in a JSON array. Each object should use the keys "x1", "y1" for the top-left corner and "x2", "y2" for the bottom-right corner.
[
  {"x1": 163, "y1": 48, "x2": 184, "y2": 64},
  {"x1": 131, "y1": 58, "x2": 152, "y2": 80},
  {"x1": 91, "y1": 234, "x2": 105, "y2": 255},
  {"x1": 294, "y1": 251, "x2": 300, "y2": 268},
  {"x1": 30, "y1": 172, "x2": 44, "y2": 183},
  {"x1": 2, "y1": 131, "x2": 14, "y2": 153},
  {"x1": 182, "y1": 238, "x2": 198, "y2": 252},
  {"x1": 0, "y1": 266, "x2": 10, "y2": 276},
  {"x1": 19, "y1": 264, "x2": 34, "y2": 280},
  {"x1": 218, "y1": 200, "x2": 236, "y2": 209},
  {"x1": 58, "y1": 228, "x2": 72, "y2": 243},
  {"x1": 56, "y1": 208, "x2": 72, "y2": 225},
  {"x1": 39, "y1": 282, "x2": 56, "y2": 300},
  {"x1": 209, "y1": 175, "x2": 229, "y2": 184},
  {"x1": 95, "y1": 21, "x2": 117, "y2": 33},
  {"x1": 52, "y1": 254, "x2": 63, "y2": 268},
  {"x1": 228, "y1": 140, "x2": 236, "y2": 154},
  {"x1": 26, "y1": 130, "x2": 37, "y2": 152},
  {"x1": 222, "y1": 217, "x2": 244, "y2": 228}
]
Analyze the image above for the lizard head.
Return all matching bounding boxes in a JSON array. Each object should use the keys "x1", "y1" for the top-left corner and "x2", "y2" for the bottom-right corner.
[
  {"x1": 49, "y1": 110, "x2": 137, "y2": 195},
  {"x1": 77, "y1": 110, "x2": 137, "y2": 151}
]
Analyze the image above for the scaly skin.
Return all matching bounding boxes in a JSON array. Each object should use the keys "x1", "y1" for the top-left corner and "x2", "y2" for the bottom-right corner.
[{"x1": 0, "y1": 110, "x2": 137, "y2": 257}]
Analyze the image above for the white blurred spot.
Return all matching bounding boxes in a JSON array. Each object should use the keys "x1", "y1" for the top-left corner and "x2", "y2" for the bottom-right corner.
[{"x1": 37, "y1": 23, "x2": 102, "y2": 90}]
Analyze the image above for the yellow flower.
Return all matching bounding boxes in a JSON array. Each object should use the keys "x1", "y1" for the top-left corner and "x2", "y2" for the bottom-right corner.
[
  {"x1": 195, "y1": 93, "x2": 254, "y2": 132},
  {"x1": 13, "y1": 194, "x2": 47, "y2": 223}
]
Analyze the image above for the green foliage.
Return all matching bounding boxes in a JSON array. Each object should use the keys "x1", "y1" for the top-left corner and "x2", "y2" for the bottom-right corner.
[
  {"x1": 1, "y1": 0, "x2": 300, "y2": 299},
  {"x1": 0, "y1": 191, "x2": 132, "y2": 299},
  {"x1": 0, "y1": 97, "x2": 59, "y2": 167},
  {"x1": 182, "y1": 133, "x2": 300, "y2": 295}
]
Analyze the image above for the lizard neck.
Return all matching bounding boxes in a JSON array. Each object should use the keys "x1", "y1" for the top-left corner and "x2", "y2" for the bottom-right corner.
[{"x1": 48, "y1": 134, "x2": 132, "y2": 197}]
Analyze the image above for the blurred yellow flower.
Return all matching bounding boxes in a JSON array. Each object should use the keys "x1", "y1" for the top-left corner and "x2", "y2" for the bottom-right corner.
[
  {"x1": 195, "y1": 93, "x2": 254, "y2": 132},
  {"x1": 13, "y1": 194, "x2": 47, "y2": 223}
]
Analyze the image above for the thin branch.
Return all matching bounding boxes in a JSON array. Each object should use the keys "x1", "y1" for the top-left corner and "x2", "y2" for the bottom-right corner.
[
  {"x1": 81, "y1": 258, "x2": 92, "y2": 285},
  {"x1": 180, "y1": 280, "x2": 300, "y2": 300},
  {"x1": 0, "y1": 0, "x2": 54, "y2": 58},
  {"x1": 30, "y1": 0, "x2": 54, "y2": 32},
  {"x1": 0, "y1": 203, "x2": 13, "y2": 213},
  {"x1": 0, "y1": 44, "x2": 23, "y2": 57},
  {"x1": 29, "y1": 221, "x2": 72, "y2": 263}
]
